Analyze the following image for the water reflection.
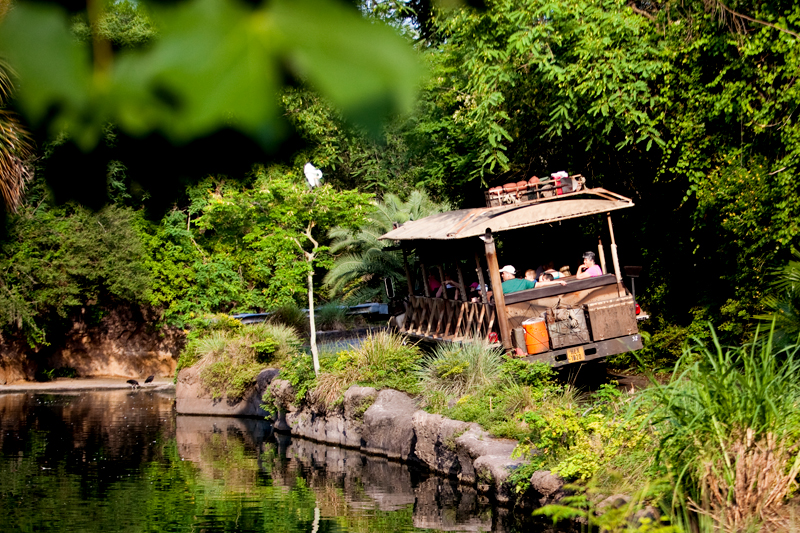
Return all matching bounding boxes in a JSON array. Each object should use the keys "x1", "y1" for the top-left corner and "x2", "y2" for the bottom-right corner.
[{"x1": 0, "y1": 391, "x2": 543, "y2": 532}]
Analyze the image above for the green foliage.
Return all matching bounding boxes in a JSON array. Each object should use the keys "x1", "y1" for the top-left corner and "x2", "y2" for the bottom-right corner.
[
  {"x1": 315, "y1": 301, "x2": 351, "y2": 331},
  {"x1": 181, "y1": 322, "x2": 301, "y2": 399},
  {"x1": 501, "y1": 358, "x2": 557, "y2": 386},
  {"x1": 36, "y1": 366, "x2": 78, "y2": 381},
  {"x1": 0, "y1": 0, "x2": 423, "y2": 154},
  {"x1": 278, "y1": 353, "x2": 327, "y2": 403},
  {"x1": 757, "y1": 248, "x2": 800, "y2": 346},
  {"x1": 300, "y1": 331, "x2": 423, "y2": 406},
  {"x1": 141, "y1": 166, "x2": 372, "y2": 329},
  {"x1": 324, "y1": 189, "x2": 449, "y2": 303},
  {"x1": 415, "y1": 339, "x2": 505, "y2": 397},
  {"x1": 646, "y1": 326, "x2": 800, "y2": 531},
  {"x1": 346, "y1": 331, "x2": 423, "y2": 392},
  {"x1": 71, "y1": 0, "x2": 156, "y2": 48},
  {"x1": 175, "y1": 313, "x2": 244, "y2": 375},
  {"x1": 269, "y1": 302, "x2": 310, "y2": 334},
  {"x1": 0, "y1": 197, "x2": 151, "y2": 346}
]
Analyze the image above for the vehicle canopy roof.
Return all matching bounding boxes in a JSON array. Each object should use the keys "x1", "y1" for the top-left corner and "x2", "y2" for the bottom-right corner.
[{"x1": 379, "y1": 188, "x2": 634, "y2": 242}]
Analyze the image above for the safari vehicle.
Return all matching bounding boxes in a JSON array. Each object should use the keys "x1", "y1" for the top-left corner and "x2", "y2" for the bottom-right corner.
[{"x1": 379, "y1": 176, "x2": 642, "y2": 367}]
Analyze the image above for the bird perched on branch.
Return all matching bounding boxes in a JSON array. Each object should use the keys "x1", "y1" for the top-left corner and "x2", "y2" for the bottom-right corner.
[{"x1": 303, "y1": 162, "x2": 323, "y2": 189}]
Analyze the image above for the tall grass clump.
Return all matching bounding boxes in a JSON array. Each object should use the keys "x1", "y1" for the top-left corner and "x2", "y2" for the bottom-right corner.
[
  {"x1": 311, "y1": 331, "x2": 423, "y2": 405},
  {"x1": 315, "y1": 302, "x2": 351, "y2": 331},
  {"x1": 269, "y1": 302, "x2": 308, "y2": 334},
  {"x1": 188, "y1": 322, "x2": 301, "y2": 400},
  {"x1": 649, "y1": 326, "x2": 800, "y2": 532},
  {"x1": 416, "y1": 339, "x2": 505, "y2": 398},
  {"x1": 175, "y1": 313, "x2": 245, "y2": 376}
]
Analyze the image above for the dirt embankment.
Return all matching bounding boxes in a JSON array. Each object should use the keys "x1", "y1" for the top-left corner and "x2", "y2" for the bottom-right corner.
[{"x1": 0, "y1": 306, "x2": 185, "y2": 384}]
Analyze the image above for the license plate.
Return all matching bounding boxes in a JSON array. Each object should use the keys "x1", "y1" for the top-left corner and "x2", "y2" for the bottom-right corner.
[{"x1": 566, "y1": 346, "x2": 585, "y2": 363}]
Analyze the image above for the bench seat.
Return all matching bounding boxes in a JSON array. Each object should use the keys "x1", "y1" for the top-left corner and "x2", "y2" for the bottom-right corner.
[{"x1": 503, "y1": 273, "x2": 618, "y2": 305}]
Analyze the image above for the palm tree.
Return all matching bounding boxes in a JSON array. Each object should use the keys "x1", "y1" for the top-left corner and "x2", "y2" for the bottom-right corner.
[
  {"x1": 323, "y1": 189, "x2": 448, "y2": 303},
  {"x1": 0, "y1": 61, "x2": 33, "y2": 213},
  {"x1": 757, "y1": 248, "x2": 800, "y2": 346}
]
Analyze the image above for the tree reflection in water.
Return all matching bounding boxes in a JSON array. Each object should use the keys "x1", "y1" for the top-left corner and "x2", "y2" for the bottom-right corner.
[{"x1": 0, "y1": 391, "x2": 541, "y2": 532}]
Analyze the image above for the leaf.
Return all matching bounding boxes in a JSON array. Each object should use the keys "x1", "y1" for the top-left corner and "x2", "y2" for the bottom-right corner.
[{"x1": 0, "y1": 3, "x2": 93, "y2": 142}]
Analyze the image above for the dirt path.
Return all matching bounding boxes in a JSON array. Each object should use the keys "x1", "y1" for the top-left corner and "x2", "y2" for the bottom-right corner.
[{"x1": 0, "y1": 377, "x2": 175, "y2": 393}]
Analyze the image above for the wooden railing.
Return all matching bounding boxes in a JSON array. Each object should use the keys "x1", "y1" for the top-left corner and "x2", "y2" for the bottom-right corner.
[{"x1": 401, "y1": 296, "x2": 497, "y2": 341}]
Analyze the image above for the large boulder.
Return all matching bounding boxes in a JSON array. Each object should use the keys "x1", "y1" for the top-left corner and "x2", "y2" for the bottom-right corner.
[
  {"x1": 176, "y1": 366, "x2": 279, "y2": 417},
  {"x1": 268, "y1": 378, "x2": 299, "y2": 412},
  {"x1": 529, "y1": 470, "x2": 566, "y2": 506},
  {"x1": 286, "y1": 409, "x2": 366, "y2": 448},
  {"x1": 412, "y1": 410, "x2": 474, "y2": 476},
  {"x1": 473, "y1": 454, "x2": 525, "y2": 503},
  {"x1": 361, "y1": 389, "x2": 418, "y2": 460},
  {"x1": 453, "y1": 426, "x2": 518, "y2": 484}
]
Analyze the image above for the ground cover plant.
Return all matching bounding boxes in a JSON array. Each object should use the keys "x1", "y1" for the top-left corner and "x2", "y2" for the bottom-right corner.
[
  {"x1": 179, "y1": 319, "x2": 301, "y2": 400},
  {"x1": 275, "y1": 330, "x2": 424, "y2": 407}
]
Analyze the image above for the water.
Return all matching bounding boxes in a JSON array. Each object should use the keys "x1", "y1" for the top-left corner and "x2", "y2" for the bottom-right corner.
[{"x1": 0, "y1": 391, "x2": 543, "y2": 532}]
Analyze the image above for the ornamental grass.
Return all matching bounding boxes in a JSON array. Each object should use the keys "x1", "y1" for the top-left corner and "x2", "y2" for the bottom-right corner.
[{"x1": 649, "y1": 325, "x2": 800, "y2": 532}]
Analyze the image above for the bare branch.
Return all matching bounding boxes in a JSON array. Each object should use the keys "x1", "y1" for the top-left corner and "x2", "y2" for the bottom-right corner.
[
  {"x1": 627, "y1": 3, "x2": 656, "y2": 22},
  {"x1": 709, "y1": 0, "x2": 800, "y2": 40}
]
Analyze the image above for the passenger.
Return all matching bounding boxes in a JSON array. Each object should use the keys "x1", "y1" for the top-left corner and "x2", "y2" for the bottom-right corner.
[
  {"x1": 428, "y1": 273, "x2": 441, "y2": 295},
  {"x1": 524, "y1": 269, "x2": 537, "y2": 282},
  {"x1": 499, "y1": 265, "x2": 536, "y2": 294},
  {"x1": 534, "y1": 261, "x2": 562, "y2": 281},
  {"x1": 438, "y1": 272, "x2": 461, "y2": 299},
  {"x1": 536, "y1": 272, "x2": 567, "y2": 288},
  {"x1": 575, "y1": 251, "x2": 603, "y2": 279}
]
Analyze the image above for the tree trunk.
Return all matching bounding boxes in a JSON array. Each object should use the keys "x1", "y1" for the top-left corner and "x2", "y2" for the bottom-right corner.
[{"x1": 307, "y1": 268, "x2": 320, "y2": 376}]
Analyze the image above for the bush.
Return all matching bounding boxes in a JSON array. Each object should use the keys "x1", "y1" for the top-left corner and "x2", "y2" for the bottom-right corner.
[
  {"x1": 416, "y1": 339, "x2": 505, "y2": 398},
  {"x1": 176, "y1": 313, "x2": 245, "y2": 376},
  {"x1": 305, "y1": 331, "x2": 423, "y2": 406}
]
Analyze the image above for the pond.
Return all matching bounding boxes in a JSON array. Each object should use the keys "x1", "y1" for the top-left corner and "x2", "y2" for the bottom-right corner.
[{"x1": 0, "y1": 390, "x2": 547, "y2": 532}]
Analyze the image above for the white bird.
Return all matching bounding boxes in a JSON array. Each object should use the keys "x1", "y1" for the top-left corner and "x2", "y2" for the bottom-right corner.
[{"x1": 304, "y1": 162, "x2": 323, "y2": 189}]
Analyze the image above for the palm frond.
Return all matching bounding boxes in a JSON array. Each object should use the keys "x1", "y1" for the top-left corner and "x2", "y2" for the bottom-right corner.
[
  {"x1": 0, "y1": 62, "x2": 34, "y2": 213},
  {"x1": 324, "y1": 189, "x2": 448, "y2": 300}
]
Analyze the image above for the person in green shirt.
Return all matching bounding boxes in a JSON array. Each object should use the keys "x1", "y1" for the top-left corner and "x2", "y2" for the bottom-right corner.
[{"x1": 500, "y1": 265, "x2": 536, "y2": 294}]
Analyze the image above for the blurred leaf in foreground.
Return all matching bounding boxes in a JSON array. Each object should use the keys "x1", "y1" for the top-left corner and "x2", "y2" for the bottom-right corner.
[{"x1": 0, "y1": 0, "x2": 424, "y2": 205}]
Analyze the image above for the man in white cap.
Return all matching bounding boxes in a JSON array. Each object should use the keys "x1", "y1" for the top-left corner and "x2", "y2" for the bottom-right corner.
[{"x1": 499, "y1": 265, "x2": 536, "y2": 294}]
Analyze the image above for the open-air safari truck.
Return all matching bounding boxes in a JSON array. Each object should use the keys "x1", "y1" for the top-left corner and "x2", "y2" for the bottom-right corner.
[{"x1": 379, "y1": 175, "x2": 643, "y2": 367}]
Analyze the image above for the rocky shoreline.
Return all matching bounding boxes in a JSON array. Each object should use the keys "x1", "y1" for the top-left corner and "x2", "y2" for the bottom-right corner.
[{"x1": 175, "y1": 366, "x2": 566, "y2": 507}]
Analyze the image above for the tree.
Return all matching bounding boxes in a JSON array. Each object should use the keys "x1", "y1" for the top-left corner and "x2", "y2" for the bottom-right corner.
[
  {"x1": 237, "y1": 166, "x2": 371, "y2": 374},
  {"x1": 0, "y1": 62, "x2": 33, "y2": 214},
  {"x1": 324, "y1": 189, "x2": 448, "y2": 302}
]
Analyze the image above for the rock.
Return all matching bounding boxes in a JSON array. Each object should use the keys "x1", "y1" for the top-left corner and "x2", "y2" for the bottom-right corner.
[
  {"x1": 453, "y1": 426, "x2": 517, "y2": 484},
  {"x1": 286, "y1": 409, "x2": 340, "y2": 443},
  {"x1": 175, "y1": 366, "x2": 279, "y2": 417},
  {"x1": 596, "y1": 493, "x2": 631, "y2": 514},
  {"x1": 473, "y1": 455, "x2": 525, "y2": 503},
  {"x1": 529, "y1": 470, "x2": 566, "y2": 505},
  {"x1": 631, "y1": 505, "x2": 660, "y2": 526},
  {"x1": 343, "y1": 386, "x2": 377, "y2": 420},
  {"x1": 268, "y1": 379, "x2": 298, "y2": 412},
  {"x1": 412, "y1": 411, "x2": 474, "y2": 476},
  {"x1": 361, "y1": 389, "x2": 418, "y2": 461}
]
